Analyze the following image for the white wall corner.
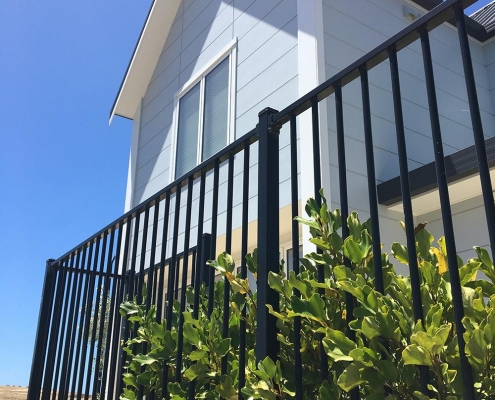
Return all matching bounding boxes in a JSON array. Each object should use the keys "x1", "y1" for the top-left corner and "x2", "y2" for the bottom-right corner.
[
  {"x1": 124, "y1": 98, "x2": 142, "y2": 212},
  {"x1": 297, "y1": 0, "x2": 330, "y2": 255}
]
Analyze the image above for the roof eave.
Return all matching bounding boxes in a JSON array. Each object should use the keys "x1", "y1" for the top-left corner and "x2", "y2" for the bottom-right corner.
[{"x1": 109, "y1": 0, "x2": 181, "y2": 124}]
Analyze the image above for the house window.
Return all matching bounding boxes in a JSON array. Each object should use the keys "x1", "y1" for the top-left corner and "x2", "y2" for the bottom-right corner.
[
  {"x1": 174, "y1": 46, "x2": 236, "y2": 179},
  {"x1": 285, "y1": 245, "x2": 303, "y2": 273}
]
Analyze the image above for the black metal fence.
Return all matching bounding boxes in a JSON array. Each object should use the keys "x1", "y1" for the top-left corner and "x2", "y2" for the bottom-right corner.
[{"x1": 29, "y1": 0, "x2": 493, "y2": 399}]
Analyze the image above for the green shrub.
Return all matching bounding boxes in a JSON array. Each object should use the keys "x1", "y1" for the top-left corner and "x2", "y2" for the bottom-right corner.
[{"x1": 119, "y1": 191, "x2": 495, "y2": 399}]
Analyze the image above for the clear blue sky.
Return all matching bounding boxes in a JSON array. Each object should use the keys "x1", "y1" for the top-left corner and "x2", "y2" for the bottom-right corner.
[
  {"x1": 0, "y1": 0, "x2": 492, "y2": 388},
  {"x1": 0, "y1": 0, "x2": 151, "y2": 386}
]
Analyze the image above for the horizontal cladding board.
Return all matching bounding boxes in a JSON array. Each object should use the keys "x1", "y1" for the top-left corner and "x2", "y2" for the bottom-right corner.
[{"x1": 323, "y1": 2, "x2": 490, "y2": 89}]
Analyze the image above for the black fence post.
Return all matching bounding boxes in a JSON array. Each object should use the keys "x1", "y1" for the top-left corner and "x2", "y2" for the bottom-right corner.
[
  {"x1": 256, "y1": 107, "x2": 280, "y2": 363},
  {"x1": 27, "y1": 259, "x2": 57, "y2": 400}
]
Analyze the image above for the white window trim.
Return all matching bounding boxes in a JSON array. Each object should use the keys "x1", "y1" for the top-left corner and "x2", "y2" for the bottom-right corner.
[
  {"x1": 280, "y1": 241, "x2": 304, "y2": 275},
  {"x1": 170, "y1": 38, "x2": 238, "y2": 181}
]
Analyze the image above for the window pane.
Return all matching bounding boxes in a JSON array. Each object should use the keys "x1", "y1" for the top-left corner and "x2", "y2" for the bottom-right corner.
[
  {"x1": 176, "y1": 83, "x2": 200, "y2": 178},
  {"x1": 286, "y1": 245, "x2": 303, "y2": 272},
  {"x1": 202, "y1": 57, "x2": 229, "y2": 161}
]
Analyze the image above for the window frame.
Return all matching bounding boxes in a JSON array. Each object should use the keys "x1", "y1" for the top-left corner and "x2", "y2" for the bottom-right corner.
[
  {"x1": 170, "y1": 38, "x2": 238, "y2": 181},
  {"x1": 281, "y1": 242, "x2": 304, "y2": 275}
]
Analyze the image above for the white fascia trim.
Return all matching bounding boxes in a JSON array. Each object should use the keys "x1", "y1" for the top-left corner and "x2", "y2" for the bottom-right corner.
[
  {"x1": 297, "y1": 0, "x2": 329, "y2": 255},
  {"x1": 175, "y1": 38, "x2": 238, "y2": 99},
  {"x1": 109, "y1": 0, "x2": 182, "y2": 124}
]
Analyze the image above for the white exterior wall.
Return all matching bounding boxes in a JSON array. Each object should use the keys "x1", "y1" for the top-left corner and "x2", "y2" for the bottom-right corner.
[
  {"x1": 131, "y1": 0, "x2": 298, "y2": 207},
  {"x1": 127, "y1": 0, "x2": 300, "y2": 270},
  {"x1": 321, "y1": 0, "x2": 495, "y2": 272}
]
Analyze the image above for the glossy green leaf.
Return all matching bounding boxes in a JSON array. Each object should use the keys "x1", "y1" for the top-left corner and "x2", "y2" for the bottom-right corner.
[
  {"x1": 391, "y1": 243, "x2": 409, "y2": 265},
  {"x1": 184, "y1": 363, "x2": 208, "y2": 381},
  {"x1": 402, "y1": 344, "x2": 432, "y2": 367},
  {"x1": 347, "y1": 212, "x2": 363, "y2": 239},
  {"x1": 337, "y1": 362, "x2": 366, "y2": 392},
  {"x1": 133, "y1": 354, "x2": 157, "y2": 366},
  {"x1": 415, "y1": 227, "x2": 433, "y2": 260},
  {"x1": 343, "y1": 230, "x2": 372, "y2": 264},
  {"x1": 183, "y1": 323, "x2": 201, "y2": 346},
  {"x1": 289, "y1": 293, "x2": 326, "y2": 321},
  {"x1": 325, "y1": 328, "x2": 357, "y2": 355},
  {"x1": 466, "y1": 328, "x2": 487, "y2": 366},
  {"x1": 189, "y1": 349, "x2": 207, "y2": 361},
  {"x1": 260, "y1": 356, "x2": 277, "y2": 379}
]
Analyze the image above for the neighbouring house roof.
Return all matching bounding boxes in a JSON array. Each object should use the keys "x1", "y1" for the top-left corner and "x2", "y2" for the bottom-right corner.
[
  {"x1": 471, "y1": 0, "x2": 495, "y2": 32},
  {"x1": 109, "y1": 0, "x2": 491, "y2": 122},
  {"x1": 377, "y1": 136, "x2": 495, "y2": 215}
]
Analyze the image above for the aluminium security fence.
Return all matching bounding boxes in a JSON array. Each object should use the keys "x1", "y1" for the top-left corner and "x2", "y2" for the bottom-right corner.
[{"x1": 28, "y1": 0, "x2": 492, "y2": 398}]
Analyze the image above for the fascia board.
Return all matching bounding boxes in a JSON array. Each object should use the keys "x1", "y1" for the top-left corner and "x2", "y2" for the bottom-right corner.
[{"x1": 109, "y1": 0, "x2": 181, "y2": 124}]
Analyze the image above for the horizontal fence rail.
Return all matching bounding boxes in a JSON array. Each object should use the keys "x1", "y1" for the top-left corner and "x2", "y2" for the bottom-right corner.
[{"x1": 28, "y1": 0, "x2": 493, "y2": 398}]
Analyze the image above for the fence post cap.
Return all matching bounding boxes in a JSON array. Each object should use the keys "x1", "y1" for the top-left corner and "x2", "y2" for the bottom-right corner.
[{"x1": 258, "y1": 107, "x2": 278, "y2": 117}]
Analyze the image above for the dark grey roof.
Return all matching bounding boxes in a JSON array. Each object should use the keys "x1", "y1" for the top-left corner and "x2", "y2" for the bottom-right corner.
[{"x1": 471, "y1": 0, "x2": 495, "y2": 33}]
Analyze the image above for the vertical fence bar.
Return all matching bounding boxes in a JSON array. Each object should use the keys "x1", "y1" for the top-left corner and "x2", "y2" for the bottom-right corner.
[
  {"x1": 137, "y1": 208, "x2": 150, "y2": 305},
  {"x1": 289, "y1": 113, "x2": 303, "y2": 400},
  {"x1": 52, "y1": 256, "x2": 76, "y2": 400},
  {"x1": 359, "y1": 66, "x2": 384, "y2": 294},
  {"x1": 174, "y1": 257, "x2": 181, "y2": 300},
  {"x1": 136, "y1": 207, "x2": 150, "y2": 400},
  {"x1": 360, "y1": 65, "x2": 391, "y2": 396},
  {"x1": 208, "y1": 161, "x2": 220, "y2": 317},
  {"x1": 221, "y1": 155, "x2": 235, "y2": 378},
  {"x1": 335, "y1": 84, "x2": 359, "y2": 400},
  {"x1": 176, "y1": 177, "x2": 194, "y2": 382},
  {"x1": 42, "y1": 260, "x2": 65, "y2": 400},
  {"x1": 62, "y1": 246, "x2": 87, "y2": 398},
  {"x1": 107, "y1": 276, "x2": 123, "y2": 400},
  {"x1": 101, "y1": 224, "x2": 124, "y2": 400},
  {"x1": 201, "y1": 234, "x2": 214, "y2": 288},
  {"x1": 128, "y1": 212, "x2": 141, "y2": 300},
  {"x1": 77, "y1": 240, "x2": 99, "y2": 400},
  {"x1": 70, "y1": 245, "x2": 93, "y2": 399},
  {"x1": 311, "y1": 98, "x2": 329, "y2": 381},
  {"x1": 85, "y1": 233, "x2": 108, "y2": 400},
  {"x1": 188, "y1": 171, "x2": 207, "y2": 400},
  {"x1": 27, "y1": 260, "x2": 57, "y2": 400},
  {"x1": 190, "y1": 251, "x2": 197, "y2": 294},
  {"x1": 455, "y1": 5, "x2": 495, "y2": 259},
  {"x1": 238, "y1": 141, "x2": 250, "y2": 399},
  {"x1": 93, "y1": 228, "x2": 116, "y2": 399},
  {"x1": 256, "y1": 107, "x2": 280, "y2": 363},
  {"x1": 162, "y1": 187, "x2": 182, "y2": 399},
  {"x1": 420, "y1": 27, "x2": 475, "y2": 399},
  {"x1": 116, "y1": 218, "x2": 133, "y2": 398},
  {"x1": 166, "y1": 188, "x2": 182, "y2": 326},
  {"x1": 388, "y1": 46, "x2": 429, "y2": 395},
  {"x1": 193, "y1": 173, "x2": 206, "y2": 298},
  {"x1": 123, "y1": 211, "x2": 142, "y2": 393},
  {"x1": 58, "y1": 251, "x2": 81, "y2": 399},
  {"x1": 157, "y1": 192, "x2": 171, "y2": 321},
  {"x1": 146, "y1": 201, "x2": 161, "y2": 311}
]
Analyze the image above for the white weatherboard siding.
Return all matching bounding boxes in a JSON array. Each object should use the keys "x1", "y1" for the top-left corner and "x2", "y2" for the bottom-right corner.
[
  {"x1": 419, "y1": 196, "x2": 490, "y2": 262},
  {"x1": 484, "y1": 38, "x2": 495, "y2": 129},
  {"x1": 127, "y1": 0, "x2": 300, "y2": 272},
  {"x1": 321, "y1": 0, "x2": 495, "y2": 261}
]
